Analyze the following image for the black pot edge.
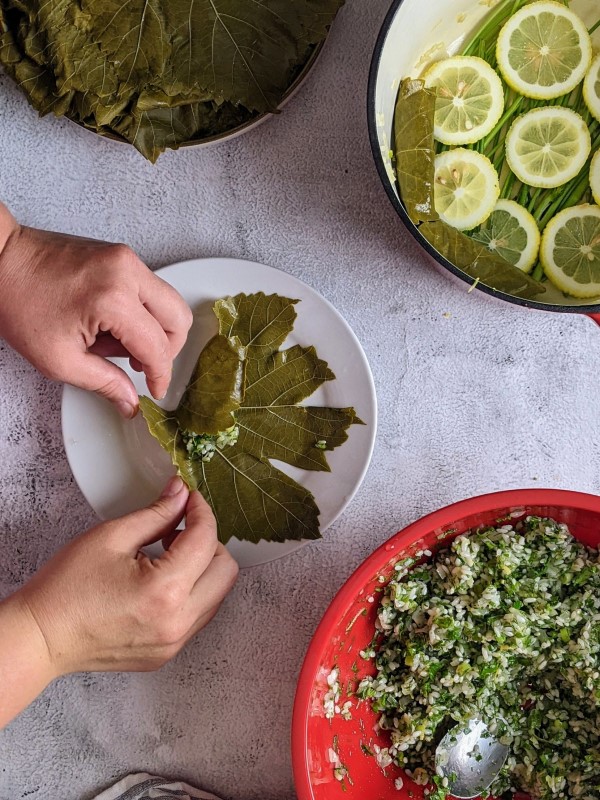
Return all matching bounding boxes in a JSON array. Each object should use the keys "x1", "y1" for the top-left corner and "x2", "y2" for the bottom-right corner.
[{"x1": 366, "y1": 0, "x2": 600, "y2": 317}]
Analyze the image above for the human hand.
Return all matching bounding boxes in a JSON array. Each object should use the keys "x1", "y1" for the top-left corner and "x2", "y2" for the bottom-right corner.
[
  {"x1": 0, "y1": 204, "x2": 193, "y2": 418},
  {"x1": 15, "y1": 477, "x2": 238, "y2": 675}
]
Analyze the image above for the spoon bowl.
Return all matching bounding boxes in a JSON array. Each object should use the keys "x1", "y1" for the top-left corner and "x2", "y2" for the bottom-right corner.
[{"x1": 435, "y1": 718, "x2": 510, "y2": 799}]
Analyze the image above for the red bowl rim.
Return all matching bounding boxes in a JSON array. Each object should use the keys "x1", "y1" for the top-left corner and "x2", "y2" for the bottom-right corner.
[{"x1": 292, "y1": 487, "x2": 600, "y2": 800}]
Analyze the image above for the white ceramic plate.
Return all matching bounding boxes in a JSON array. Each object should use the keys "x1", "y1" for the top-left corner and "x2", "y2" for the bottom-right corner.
[{"x1": 61, "y1": 258, "x2": 377, "y2": 568}]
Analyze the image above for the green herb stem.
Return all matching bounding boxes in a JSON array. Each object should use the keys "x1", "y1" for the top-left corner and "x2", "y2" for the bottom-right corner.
[
  {"x1": 531, "y1": 263, "x2": 544, "y2": 282},
  {"x1": 500, "y1": 170, "x2": 518, "y2": 200},
  {"x1": 517, "y1": 183, "x2": 530, "y2": 207},
  {"x1": 589, "y1": 18, "x2": 600, "y2": 36},
  {"x1": 461, "y1": 0, "x2": 529, "y2": 57},
  {"x1": 481, "y1": 96, "x2": 524, "y2": 151}
]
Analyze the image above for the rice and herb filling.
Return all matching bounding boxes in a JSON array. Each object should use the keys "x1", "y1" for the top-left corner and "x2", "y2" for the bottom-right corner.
[{"x1": 358, "y1": 517, "x2": 600, "y2": 800}]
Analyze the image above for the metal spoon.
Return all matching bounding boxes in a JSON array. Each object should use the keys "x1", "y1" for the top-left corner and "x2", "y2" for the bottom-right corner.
[{"x1": 435, "y1": 718, "x2": 510, "y2": 799}]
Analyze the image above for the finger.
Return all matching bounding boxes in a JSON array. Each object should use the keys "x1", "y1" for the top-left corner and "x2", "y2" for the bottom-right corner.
[
  {"x1": 161, "y1": 527, "x2": 179, "y2": 552},
  {"x1": 69, "y1": 351, "x2": 139, "y2": 418},
  {"x1": 183, "y1": 602, "x2": 223, "y2": 643},
  {"x1": 89, "y1": 334, "x2": 150, "y2": 375},
  {"x1": 160, "y1": 503, "x2": 219, "y2": 552},
  {"x1": 111, "y1": 476, "x2": 190, "y2": 553},
  {"x1": 176, "y1": 547, "x2": 239, "y2": 642},
  {"x1": 168, "y1": 603, "x2": 223, "y2": 656},
  {"x1": 106, "y1": 304, "x2": 173, "y2": 400},
  {"x1": 89, "y1": 334, "x2": 131, "y2": 359},
  {"x1": 188, "y1": 544, "x2": 239, "y2": 611},
  {"x1": 139, "y1": 273, "x2": 193, "y2": 359},
  {"x1": 157, "y1": 547, "x2": 238, "y2": 656},
  {"x1": 157, "y1": 491, "x2": 219, "y2": 585}
]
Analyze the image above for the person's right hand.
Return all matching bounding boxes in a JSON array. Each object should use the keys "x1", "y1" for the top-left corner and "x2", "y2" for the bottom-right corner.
[{"x1": 14, "y1": 477, "x2": 239, "y2": 675}]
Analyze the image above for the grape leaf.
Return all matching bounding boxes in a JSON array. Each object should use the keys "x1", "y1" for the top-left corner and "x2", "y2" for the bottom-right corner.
[
  {"x1": 177, "y1": 333, "x2": 245, "y2": 435},
  {"x1": 394, "y1": 78, "x2": 546, "y2": 301},
  {"x1": 395, "y1": 78, "x2": 439, "y2": 225},
  {"x1": 0, "y1": 0, "x2": 344, "y2": 161},
  {"x1": 418, "y1": 222, "x2": 547, "y2": 300},
  {"x1": 140, "y1": 293, "x2": 362, "y2": 544}
]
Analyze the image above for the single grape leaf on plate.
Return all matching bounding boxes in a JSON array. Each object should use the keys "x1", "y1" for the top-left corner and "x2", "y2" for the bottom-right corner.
[
  {"x1": 140, "y1": 292, "x2": 362, "y2": 545},
  {"x1": 394, "y1": 78, "x2": 546, "y2": 301}
]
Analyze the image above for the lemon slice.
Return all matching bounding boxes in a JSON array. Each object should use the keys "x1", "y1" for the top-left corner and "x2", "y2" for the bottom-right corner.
[
  {"x1": 424, "y1": 56, "x2": 505, "y2": 146},
  {"x1": 505, "y1": 107, "x2": 591, "y2": 189},
  {"x1": 583, "y1": 54, "x2": 600, "y2": 122},
  {"x1": 471, "y1": 199, "x2": 541, "y2": 272},
  {"x1": 540, "y1": 204, "x2": 600, "y2": 297},
  {"x1": 591, "y1": 150, "x2": 600, "y2": 206},
  {"x1": 434, "y1": 149, "x2": 500, "y2": 231},
  {"x1": 496, "y1": 1, "x2": 592, "y2": 100}
]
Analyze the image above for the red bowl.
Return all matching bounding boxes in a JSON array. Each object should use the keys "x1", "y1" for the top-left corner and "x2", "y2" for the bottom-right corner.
[{"x1": 292, "y1": 489, "x2": 600, "y2": 800}]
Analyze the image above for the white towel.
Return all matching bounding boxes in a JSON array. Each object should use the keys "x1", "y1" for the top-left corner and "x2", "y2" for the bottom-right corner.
[{"x1": 93, "y1": 774, "x2": 222, "y2": 800}]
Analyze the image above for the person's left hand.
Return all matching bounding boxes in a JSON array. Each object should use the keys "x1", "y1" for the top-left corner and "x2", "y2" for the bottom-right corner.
[
  {"x1": 16, "y1": 477, "x2": 239, "y2": 675},
  {"x1": 0, "y1": 205, "x2": 193, "y2": 418}
]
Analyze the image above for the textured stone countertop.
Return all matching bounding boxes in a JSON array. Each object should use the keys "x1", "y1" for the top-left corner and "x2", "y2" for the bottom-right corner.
[{"x1": 2, "y1": 1, "x2": 600, "y2": 799}]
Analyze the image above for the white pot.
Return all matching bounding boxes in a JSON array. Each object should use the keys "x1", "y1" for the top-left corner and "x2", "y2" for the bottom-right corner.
[{"x1": 367, "y1": 0, "x2": 600, "y2": 318}]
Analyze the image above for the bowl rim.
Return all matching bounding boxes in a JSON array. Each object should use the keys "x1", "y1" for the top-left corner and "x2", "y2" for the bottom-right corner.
[
  {"x1": 366, "y1": 0, "x2": 600, "y2": 315},
  {"x1": 291, "y1": 486, "x2": 600, "y2": 800}
]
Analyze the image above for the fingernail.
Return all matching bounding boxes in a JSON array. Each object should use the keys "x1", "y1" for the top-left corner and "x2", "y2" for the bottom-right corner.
[
  {"x1": 117, "y1": 401, "x2": 136, "y2": 419},
  {"x1": 161, "y1": 476, "x2": 185, "y2": 498}
]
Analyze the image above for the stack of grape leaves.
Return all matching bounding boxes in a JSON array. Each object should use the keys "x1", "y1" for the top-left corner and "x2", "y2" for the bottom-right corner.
[
  {"x1": 0, "y1": 0, "x2": 344, "y2": 161},
  {"x1": 140, "y1": 293, "x2": 362, "y2": 545}
]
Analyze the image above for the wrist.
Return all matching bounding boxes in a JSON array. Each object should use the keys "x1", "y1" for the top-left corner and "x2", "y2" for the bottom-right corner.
[
  {"x1": 0, "y1": 203, "x2": 22, "y2": 301},
  {"x1": 0, "y1": 591, "x2": 59, "y2": 677},
  {"x1": 0, "y1": 203, "x2": 20, "y2": 262},
  {"x1": 0, "y1": 592, "x2": 60, "y2": 726}
]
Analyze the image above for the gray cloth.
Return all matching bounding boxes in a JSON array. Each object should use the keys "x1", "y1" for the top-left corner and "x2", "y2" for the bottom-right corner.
[{"x1": 93, "y1": 774, "x2": 222, "y2": 800}]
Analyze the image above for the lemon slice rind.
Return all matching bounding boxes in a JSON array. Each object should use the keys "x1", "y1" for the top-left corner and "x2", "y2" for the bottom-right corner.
[
  {"x1": 591, "y1": 151, "x2": 600, "y2": 207},
  {"x1": 424, "y1": 56, "x2": 505, "y2": 146},
  {"x1": 505, "y1": 107, "x2": 591, "y2": 189},
  {"x1": 434, "y1": 148, "x2": 500, "y2": 231},
  {"x1": 496, "y1": 0, "x2": 592, "y2": 100},
  {"x1": 473, "y1": 199, "x2": 541, "y2": 273},
  {"x1": 540, "y1": 204, "x2": 600, "y2": 298},
  {"x1": 583, "y1": 54, "x2": 600, "y2": 123}
]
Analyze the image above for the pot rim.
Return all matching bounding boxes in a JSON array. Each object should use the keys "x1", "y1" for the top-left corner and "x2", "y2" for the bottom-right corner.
[{"x1": 366, "y1": 0, "x2": 600, "y2": 315}]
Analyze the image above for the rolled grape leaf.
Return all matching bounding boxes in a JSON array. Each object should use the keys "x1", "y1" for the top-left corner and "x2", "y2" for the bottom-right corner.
[
  {"x1": 0, "y1": 0, "x2": 344, "y2": 161},
  {"x1": 418, "y1": 221, "x2": 546, "y2": 300},
  {"x1": 177, "y1": 334, "x2": 245, "y2": 435},
  {"x1": 395, "y1": 78, "x2": 439, "y2": 225},
  {"x1": 394, "y1": 79, "x2": 546, "y2": 300},
  {"x1": 140, "y1": 293, "x2": 362, "y2": 545}
]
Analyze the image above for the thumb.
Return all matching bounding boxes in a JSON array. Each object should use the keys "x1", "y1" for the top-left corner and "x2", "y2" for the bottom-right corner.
[
  {"x1": 115, "y1": 476, "x2": 190, "y2": 554},
  {"x1": 71, "y1": 352, "x2": 139, "y2": 418}
]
